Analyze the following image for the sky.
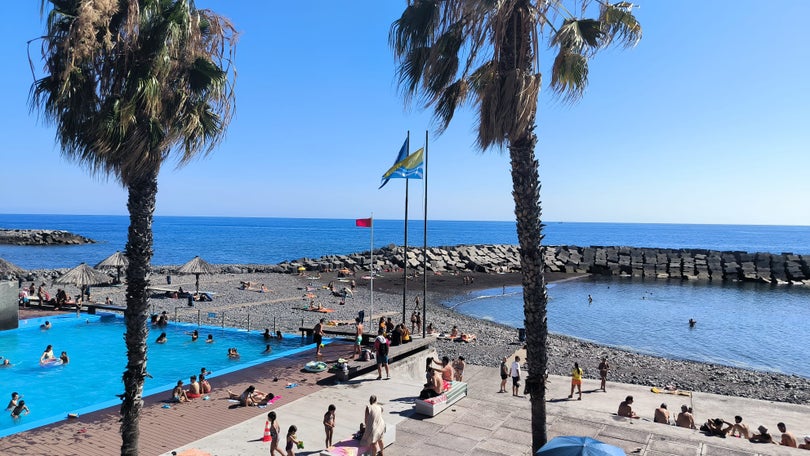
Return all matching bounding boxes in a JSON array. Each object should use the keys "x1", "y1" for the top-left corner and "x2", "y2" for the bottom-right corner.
[{"x1": 1, "y1": 1, "x2": 808, "y2": 225}]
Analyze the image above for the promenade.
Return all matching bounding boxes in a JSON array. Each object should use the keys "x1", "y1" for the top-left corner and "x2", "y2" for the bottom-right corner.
[
  {"x1": 168, "y1": 346, "x2": 810, "y2": 456},
  {"x1": 2, "y1": 335, "x2": 809, "y2": 455}
]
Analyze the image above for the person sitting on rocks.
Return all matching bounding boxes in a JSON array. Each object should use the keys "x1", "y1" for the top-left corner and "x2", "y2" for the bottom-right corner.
[
  {"x1": 618, "y1": 395, "x2": 639, "y2": 419},
  {"x1": 675, "y1": 405, "x2": 696, "y2": 429},
  {"x1": 798, "y1": 435, "x2": 810, "y2": 450}
]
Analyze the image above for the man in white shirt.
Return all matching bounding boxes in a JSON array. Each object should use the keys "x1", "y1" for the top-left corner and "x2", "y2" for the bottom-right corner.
[{"x1": 510, "y1": 356, "x2": 522, "y2": 396}]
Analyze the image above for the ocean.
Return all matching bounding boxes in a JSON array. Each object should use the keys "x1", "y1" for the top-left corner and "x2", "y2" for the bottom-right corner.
[
  {"x1": 2, "y1": 214, "x2": 810, "y2": 377},
  {"x1": 1, "y1": 214, "x2": 808, "y2": 269}
]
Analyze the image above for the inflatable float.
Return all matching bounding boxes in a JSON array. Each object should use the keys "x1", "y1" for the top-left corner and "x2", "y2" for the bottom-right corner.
[
  {"x1": 40, "y1": 358, "x2": 64, "y2": 367},
  {"x1": 304, "y1": 361, "x2": 328, "y2": 373}
]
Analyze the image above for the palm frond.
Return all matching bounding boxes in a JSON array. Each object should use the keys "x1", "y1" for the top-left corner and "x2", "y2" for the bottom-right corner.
[
  {"x1": 433, "y1": 79, "x2": 468, "y2": 133},
  {"x1": 599, "y1": 1, "x2": 642, "y2": 49},
  {"x1": 550, "y1": 51, "x2": 589, "y2": 103},
  {"x1": 550, "y1": 18, "x2": 603, "y2": 55}
]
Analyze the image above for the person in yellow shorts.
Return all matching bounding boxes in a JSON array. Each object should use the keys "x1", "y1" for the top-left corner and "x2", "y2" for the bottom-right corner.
[{"x1": 569, "y1": 362, "x2": 583, "y2": 400}]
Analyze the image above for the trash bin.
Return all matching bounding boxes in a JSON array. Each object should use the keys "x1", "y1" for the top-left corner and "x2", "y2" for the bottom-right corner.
[{"x1": 518, "y1": 328, "x2": 526, "y2": 342}]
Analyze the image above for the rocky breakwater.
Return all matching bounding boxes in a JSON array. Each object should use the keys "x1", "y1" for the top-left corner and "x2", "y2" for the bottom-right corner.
[
  {"x1": 544, "y1": 245, "x2": 809, "y2": 285},
  {"x1": 275, "y1": 244, "x2": 522, "y2": 275},
  {"x1": 0, "y1": 229, "x2": 95, "y2": 246}
]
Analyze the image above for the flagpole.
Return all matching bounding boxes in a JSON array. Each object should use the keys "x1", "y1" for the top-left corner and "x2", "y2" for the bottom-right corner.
[
  {"x1": 403, "y1": 181, "x2": 409, "y2": 325},
  {"x1": 422, "y1": 130, "x2": 428, "y2": 338},
  {"x1": 370, "y1": 213, "x2": 374, "y2": 328}
]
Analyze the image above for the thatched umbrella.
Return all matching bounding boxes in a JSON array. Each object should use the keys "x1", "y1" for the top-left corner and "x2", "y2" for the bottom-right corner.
[
  {"x1": 95, "y1": 251, "x2": 129, "y2": 283},
  {"x1": 53, "y1": 263, "x2": 111, "y2": 298},
  {"x1": 177, "y1": 256, "x2": 218, "y2": 293},
  {"x1": 0, "y1": 257, "x2": 25, "y2": 278}
]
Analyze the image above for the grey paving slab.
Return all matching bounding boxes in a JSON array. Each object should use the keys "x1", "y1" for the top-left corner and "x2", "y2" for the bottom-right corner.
[
  {"x1": 443, "y1": 421, "x2": 493, "y2": 441},
  {"x1": 600, "y1": 423, "x2": 653, "y2": 443},
  {"x1": 490, "y1": 426, "x2": 533, "y2": 448},
  {"x1": 547, "y1": 417, "x2": 602, "y2": 437},
  {"x1": 647, "y1": 436, "x2": 702, "y2": 455},
  {"x1": 701, "y1": 443, "x2": 757, "y2": 456},
  {"x1": 594, "y1": 434, "x2": 648, "y2": 453},
  {"x1": 427, "y1": 432, "x2": 480, "y2": 453},
  {"x1": 474, "y1": 437, "x2": 531, "y2": 456}
]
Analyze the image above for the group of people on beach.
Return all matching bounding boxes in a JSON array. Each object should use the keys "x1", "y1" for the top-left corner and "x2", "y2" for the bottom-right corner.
[
  {"x1": 617, "y1": 395, "x2": 810, "y2": 448},
  {"x1": 170, "y1": 367, "x2": 212, "y2": 403}
]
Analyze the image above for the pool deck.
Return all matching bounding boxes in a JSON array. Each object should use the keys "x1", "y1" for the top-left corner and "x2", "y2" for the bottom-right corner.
[{"x1": 3, "y1": 331, "x2": 810, "y2": 455}]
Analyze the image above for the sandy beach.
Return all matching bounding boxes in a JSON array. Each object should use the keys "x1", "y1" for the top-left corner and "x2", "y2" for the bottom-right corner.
[{"x1": 19, "y1": 268, "x2": 810, "y2": 405}]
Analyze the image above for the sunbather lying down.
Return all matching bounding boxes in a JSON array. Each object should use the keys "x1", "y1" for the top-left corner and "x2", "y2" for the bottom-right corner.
[{"x1": 227, "y1": 385, "x2": 273, "y2": 406}]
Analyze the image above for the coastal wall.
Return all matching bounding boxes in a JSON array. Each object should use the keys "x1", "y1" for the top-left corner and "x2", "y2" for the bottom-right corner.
[
  {"x1": 0, "y1": 281, "x2": 19, "y2": 330},
  {"x1": 264, "y1": 244, "x2": 809, "y2": 286}
]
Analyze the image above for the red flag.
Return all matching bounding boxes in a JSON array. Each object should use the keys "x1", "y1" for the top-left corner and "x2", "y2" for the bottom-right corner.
[{"x1": 355, "y1": 218, "x2": 372, "y2": 228}]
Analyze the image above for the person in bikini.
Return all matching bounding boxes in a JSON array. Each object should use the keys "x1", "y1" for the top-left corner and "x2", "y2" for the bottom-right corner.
[{"x1": 618, "y1": 395, "x2": 639, "y2": 418}]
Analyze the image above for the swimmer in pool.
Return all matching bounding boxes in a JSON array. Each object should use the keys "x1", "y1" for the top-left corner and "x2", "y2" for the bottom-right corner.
[{"x1": 40, "y1": 345, "x2": 55, "y2": 363}]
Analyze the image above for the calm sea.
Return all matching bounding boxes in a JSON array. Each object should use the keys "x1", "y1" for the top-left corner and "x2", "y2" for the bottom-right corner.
[
  {"x1": 2, "y1": 214, "x2": 810, "y2": 377},
  {"x1": 1, "y1": 214, "x2": 808, "y2": 269}
]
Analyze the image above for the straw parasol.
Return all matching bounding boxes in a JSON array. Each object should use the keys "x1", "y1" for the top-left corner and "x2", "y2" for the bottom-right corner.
[
  {"x1": 53, "y1": 263, "x2": 111, "y2": 296},
  {"x1": 177, "y1": 256, "x2": 218, "y2": 293},
  {"x1": 95, "y1": 251, "x2": 129, "y2": 283},
  {"x1": 0, "y1": 257, "x2": 25, "y2": 278}
]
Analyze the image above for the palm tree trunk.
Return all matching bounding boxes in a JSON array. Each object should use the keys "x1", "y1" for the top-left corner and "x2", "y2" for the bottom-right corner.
[
  {"x1": 120, "y1": 170, "x2": 158, "y2": 456},
  {"x1": 509, "y1": 133, "x2": 548, "y2": 452}
]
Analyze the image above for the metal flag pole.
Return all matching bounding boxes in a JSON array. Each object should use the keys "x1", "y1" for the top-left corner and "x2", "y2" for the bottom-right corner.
[
  {"x1": 402, "y1": 131, "x2": 410, "y2": 325},
  {"x1": 422, "y1": 130, "x2": 428, "y2": 338},
  {"x1": 370, "y1": 213, "x2": 374, "y2": 327}
]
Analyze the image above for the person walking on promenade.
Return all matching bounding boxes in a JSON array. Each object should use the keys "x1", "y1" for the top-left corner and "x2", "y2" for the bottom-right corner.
[
  {"x1": 360, "y1": 395, "x2": 386, "y2": 456},
  {"x1": 374, "y1": 329, "x2": 390, "y2": 380},
  {"x1": 267, "y1": 411, "x2": 284, "y2": 456},
  {"x1": 598, "y1": 357, "x2": 609, "y2": 392},
  {"x1": 569, "y1": 362, "x2": 583, "y2": 400},
  {"x1": 510, "y1": 356, "x2": 522, "y2": 397},
  {"x1": 499, "y1": 357, "x2": 509, "y2": 393}
]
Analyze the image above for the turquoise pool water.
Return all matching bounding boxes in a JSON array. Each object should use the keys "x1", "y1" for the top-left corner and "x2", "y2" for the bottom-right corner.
[{"x1": 0, "y1": 314, "x2": 319, "y2": 437}]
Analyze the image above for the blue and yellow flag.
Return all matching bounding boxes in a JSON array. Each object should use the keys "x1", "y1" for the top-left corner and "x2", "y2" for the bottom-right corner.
[
  {"x1": 380, "y1": 148, "x2": 423, "y2": 185},
  {"x1": 378, "y1": 138, "x2": 409, "y2": 189}
]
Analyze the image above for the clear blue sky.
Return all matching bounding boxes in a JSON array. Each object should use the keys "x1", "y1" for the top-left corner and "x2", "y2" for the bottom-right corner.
[{"x1": 1, "y1": 1, "x2": 808, "y2": 225}]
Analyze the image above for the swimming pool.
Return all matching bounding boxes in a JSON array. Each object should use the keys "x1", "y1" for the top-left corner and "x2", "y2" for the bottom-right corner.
[{"x1": 0, "y1": 314, "x2": 320, "y2": 437}]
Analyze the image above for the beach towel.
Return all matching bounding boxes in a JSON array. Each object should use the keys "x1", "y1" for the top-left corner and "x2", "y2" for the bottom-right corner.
[{"x1": 651, "y1": 386, "x2": 692, "y2": 397}]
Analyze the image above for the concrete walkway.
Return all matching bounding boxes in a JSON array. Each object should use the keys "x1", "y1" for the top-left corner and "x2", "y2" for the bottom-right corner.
[{"x1": 166, "y1": 351, "x2": 810, "y2": 456}]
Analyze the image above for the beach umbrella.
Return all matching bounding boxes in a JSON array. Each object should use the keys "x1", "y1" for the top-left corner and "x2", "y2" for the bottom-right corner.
[
  {"x1": 177, "y1": 256, "x2": 218, "y2": 293},
  {"x1": 0, "y1": 257, "x2": 25, "y2": 278},
  {"x1": 95, "y1": 251, "x2": 129, "y2": 283},
  {"x1": 536, "y1": 436, "x2": 625, "y2": 456},
  {"x1": 53, "y1": 263, "x2": 111, "y2": 296}
]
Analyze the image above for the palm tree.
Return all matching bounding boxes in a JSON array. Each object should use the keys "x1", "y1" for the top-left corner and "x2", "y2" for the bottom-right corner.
[
  {"x1": 390, "y1": 1, "x2": 640, "y2": 451},
  {"x1": 31, "y1": 1, "x2": 236, "y2": 454}
]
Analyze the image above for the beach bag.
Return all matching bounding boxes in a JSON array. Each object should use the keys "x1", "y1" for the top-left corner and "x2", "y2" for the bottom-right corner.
[{"x1": 378, "y1": 339, "x2": 389, "y2": 357}]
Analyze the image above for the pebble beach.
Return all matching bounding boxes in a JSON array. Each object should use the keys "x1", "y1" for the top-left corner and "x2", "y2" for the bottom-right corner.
[{"x1": 20, "y1": 267, "x2": 810, "y2": 405}]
